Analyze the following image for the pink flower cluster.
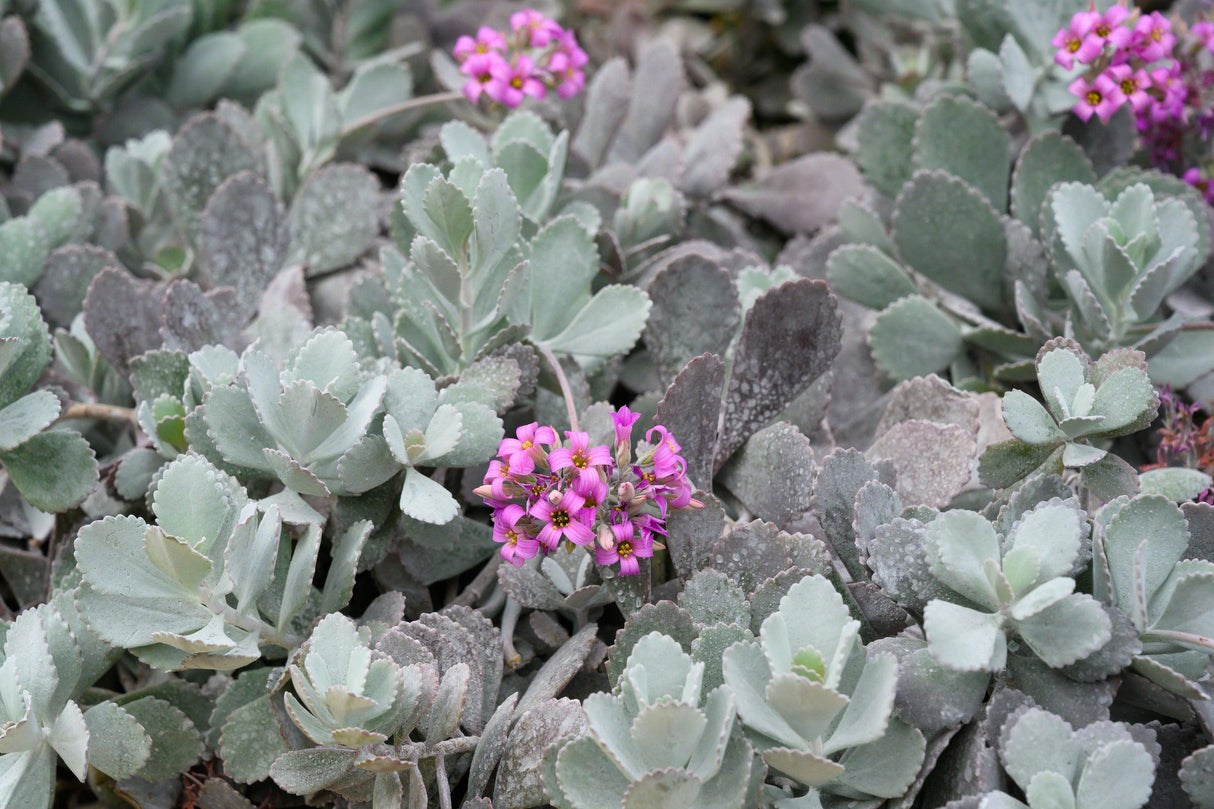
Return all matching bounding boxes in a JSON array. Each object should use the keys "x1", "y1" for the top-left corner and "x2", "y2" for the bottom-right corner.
[
  {"x1": 476, "y1": 408, "x2": 700, "y2": 576},
  {"x1": 453, "y1": 10, "x2": 588, "y2": 108},
  {"x1": 1053, "y1": 5, "x2": 1214, "y2": 202},
  {"x1": 1053, "y1": 5, "x2": 1176, "y2": 124}
]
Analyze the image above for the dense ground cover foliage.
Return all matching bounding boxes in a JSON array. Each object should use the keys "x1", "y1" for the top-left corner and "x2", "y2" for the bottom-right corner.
[{"x1": 3, "y1": 1, "x2": 1214, "y2": 808}]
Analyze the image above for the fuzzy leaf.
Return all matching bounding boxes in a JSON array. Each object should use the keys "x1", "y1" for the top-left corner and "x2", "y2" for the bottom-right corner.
[
  {"x1": 892, "y1": 172, "x2": 1008, "y2": 312},
  {"x1": 715, "y1": 280, "x2": 841, "y2": 468},
  {"x1": 869, "y1": 295, "x2": 964, "y2": 380},
  {"x1": 914, "y1": 95, "x2": 1010, "y2": 209}
]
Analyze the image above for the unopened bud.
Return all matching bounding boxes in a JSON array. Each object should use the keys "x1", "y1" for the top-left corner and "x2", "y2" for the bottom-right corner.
[
  {"x1": 547, "y1": 489, "x2": 563, "y2": 505},
  {"x1": 616, "y1": 481, "x2": 635, "y2": 504},
  {"x1": 472, "y1": 484, "x2": 494, "y2": 499},
  {"x1": 597, "y1": 525, "x2": 615, "y2": 550}
]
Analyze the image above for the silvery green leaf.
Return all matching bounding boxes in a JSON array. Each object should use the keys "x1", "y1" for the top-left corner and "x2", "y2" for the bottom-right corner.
[
  {"x1": 320, "y1": 520, "x2": 371, "y2": 615},
  {"x1": 1140, "y1": 468, "x2": 1214, "y2": 502},
  {"x1": 924, "y1": 600, "x2": 1006, "y2": 672},
  {"x1": 869, "y1": 295, "x2": 964, "y2": 381},
  {"x1": 83, "y1": 701, "x2": 150, "y2": 780},
  {"x1": 26, "y1": 186, "x2": 80, "y2": 250},
  {"x1": 999, "y1": 35, "x2": 1035, "y2": 112},
  {"x1": 339, "y1": 61, "x2": 412, "y2": 129},
  {"x1": 270, "y1": 746, "x2": 358, "y2": 795},
  {"x1": 679, "y1": 569, "x2": 751, "y2": 628},
  {"x1": 152, "y1": 453, "x2": 246, "y2": 551},
  {"x1": 167, "y1": 31, "x2": 247, "y2": 108},
  {"x1": 0, "y1": 390, "x2": 59, "y2": 451},
  {"x1": 399, "y1": 467, "x2": 459, "y2": 525},
  {"x1": 120, "y1": 696, "x2": 203, "y2": 780},
  {"x1": 277, "y1": 522, "x2": 320, "y2": 629},
  {"x1": 0, "y1": 283, "x2": 52, "y2": 408},
  {"x1": 288, "y1": 164, "x2": 379, "y2": 275},
  {"x1": 540, "y1": 285, "x2": 651, "y2": 370},
  {"x1": 855, "y1": 100, "x2": 919, "y2": 198},
  {"x1": 552, "y1": 735, "x2": 634, "y2": 809},
  {"x1": 0, "y1": 747, "x2": 55, "y2": 809},
  {"x1": 527, "y1": 217, "x2": 597, "y2": 341},
  {"x1": 1075, "y1": 740, "x2": 1156, "y2": 809},
  {"x1": 0, "y1": 429, "x2": 97, "y2": 512},
  {"x1": 0, "y1": 217, "x2": 48, "y2": 287},
  {"x1": 469, "y1": 168, "x2": 521, "y2": 289},
  {"x1": 913, "y1": 95, "x2": 1009, "y2": 210},
  {"x1": 1016, "y1": 593, "x2": 1112, "y2": 667},
  {"x1": 1001, "y1": 390, "x2": 1063, "y2": 445},
  {"x1": 1180, "y1": 745, "x2": 1214, "y2": 809},
  {"x1": 924, "y1": 510, "x2": 1001, "y2": 609},
  {"x1": 439, "y1": 120, "x2": 489, "y2": 166},
  {"x1": 825, "y1": 244, "x2": 917, "y2": 311},
  {"x1": 893, "y1": 171, "x2": 1008, "y2": 312},
  {"x1": 219, "y1": 695, "x2": 287, "y2": 785}
]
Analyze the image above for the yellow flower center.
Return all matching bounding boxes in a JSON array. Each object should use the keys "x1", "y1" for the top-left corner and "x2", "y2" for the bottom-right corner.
[
  {"x1": 618, "y1": 541, "x2": 634, "y2": 558},
  {"x1": 1087, "y1": 90, "x2": 1102, "y2": 106},
  {"x1": 551, "y1": 510, "x2": 570, "y2": 529}
]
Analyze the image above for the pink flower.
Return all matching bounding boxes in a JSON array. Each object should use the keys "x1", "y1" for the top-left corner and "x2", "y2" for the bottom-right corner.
[
  {"x1": 548, "y1": 431, "x2": 612, "y2": 488},
  {"x1": 530, "y1": 488, "x2": 594, "y2": 548},
  {"x1": 1069, "y1": 72, "x2": 1126, "y2": 122},
  {"x1": 1184, "y1": 167, "x2": 1214, "y2": 204},
  {"x1": 645, "y1": 425, "x2": 684, "y2": 479},
  {"x1": 1087, "y1": 5, "x2": 1132, "y2": 48},
  {"x1": 595, "y1": 521, "x2": 653, "y2": 576},
  {"x1": 1108, "y1": 64, "x2": 1153, "y2": 112},
  {"x1": 1192, "y1": 21, "x2": 1214, "y2": 52},
  {"x1": 498, "y1": 422, "x2": 557, "y2": 476},
  {"x1": 485, "y1": 54, "x2": 547, "y2": 108},
  {"x1": 574, "y1": 475, "x2": 608, "y2": 520},
  {"x1": 454, "y1": 26, "x2": 507, "y2": 62},
  {"x1": 511, "y1": 10, "x2": 561, "y2": 47},
  {"x1": 1053, "y1": 11, "x2": 1100, "y2": 68},
  {"x1": 460, "y1": 51, "x2": 507, "y2": 103},
  {"x1": 548, "y1": 52, "x2": 586, "y2": 100},
  {"x1": 493, "y1": 504, "x2": 540, "y2": 566},
  {"x1": 483, "y1": 459, "x2": 524, "y2": 500},
  {"x1": 611, "y1": 406, "x2": 640, "y2": 448},
  {"x1": 1132, "y1": 11, "x2": 1175, "y2": 62}
]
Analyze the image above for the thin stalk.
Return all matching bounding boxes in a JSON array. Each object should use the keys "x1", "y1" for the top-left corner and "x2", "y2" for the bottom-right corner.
[
  {"x1": 500, "y1": 596, "x2": 523, "y2": 668},
  {"x1": 536, "y1": 343, "x2": 579, "y2": 431},
  {"x1": 60, "y1": 402, "x2": 138, "y2": 426},
  {"x1": 435, "y1": 752, "x2": 453, "y2": 809},
  {"x1": 339, "y1": 90, "x2": 465, "y2": 137},
  {"x1": 452, "y1": 555, "x2": 503, "y2": 607}
]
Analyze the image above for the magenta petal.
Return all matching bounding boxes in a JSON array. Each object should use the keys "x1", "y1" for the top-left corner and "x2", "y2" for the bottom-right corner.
[
  {"x1": 595, "y1": 546, "x2": 618, "y2": 566},
  {"x1": 548, "y1": 448, "x2": 574, "y2": 470},
  {"x1": 564, "y1": 520, "x2": 595, "y2": 546},
  {"x1": 537, "y1": 523, "x2": 561, "y2": 549},
  {"x1": 618, "y1": 555, "x2": 640, "y2": 575}
]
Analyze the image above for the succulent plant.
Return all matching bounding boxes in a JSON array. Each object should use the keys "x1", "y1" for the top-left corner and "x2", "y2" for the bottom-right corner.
[
  {"x1": 348, "y1": 111, "x2": 651, "y2": 379},
  {"x1": 1094, "y1": 493, "x2": 1214, "y2": 697},
  {"x1": 977, "y1": 706, "x2": 1156, "y2": 809},
  {"x1": 73, "y1": 453, "x2": 370, "y2": 670},
  {"x1": 545, "y1": 631, "x2": 756, "y2": 809},
  {"x1": 722, "y1": 573, "x2": 927, "y2": 804},
  {"x1": 0, "y1": 283, "x2": 97, "y2": 512},
  {"x1": 919, "y1": 499, "x2": 1111, "y2": 673},
  {"x1": 827, "y1": 91, "x2": 1213, "y2": 388},
  {"x1": 0, "y1": 605, "x2": 91, "y2": 809},
  {"x1": 980, "y1": 340, "x2": 1158, "y2": 499}
]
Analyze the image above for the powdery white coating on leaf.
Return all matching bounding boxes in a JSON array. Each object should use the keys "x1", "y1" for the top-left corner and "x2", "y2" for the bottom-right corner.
[{"x1": 715, "y1": 279, "x2": 841, "y2": 469}]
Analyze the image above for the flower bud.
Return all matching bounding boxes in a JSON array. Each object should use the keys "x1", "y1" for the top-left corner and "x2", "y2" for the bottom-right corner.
[
  {"x1": 597, "y1": 524, "x2": 615, "y2": 550},
  {"x1": 548, "y1": 488, "x2": 564, "y2": 505},
  {"x1": 616, "y1": 481, "x2": 635, "y2": 504}
]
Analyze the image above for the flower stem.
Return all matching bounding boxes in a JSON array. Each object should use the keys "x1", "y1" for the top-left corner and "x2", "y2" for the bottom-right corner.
[
  {"x1": 60, "y1": 402, "x2": 138, "y2": 426},
  {"x1": 536, "y1": 343, "x2": 580, "y2": 431},
  {"x1": 339, "y1": 90, "x2": 465, "y2": 137},
  {"x1": 500, "y1": 596, "x2": 523, "y2": 669}
]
